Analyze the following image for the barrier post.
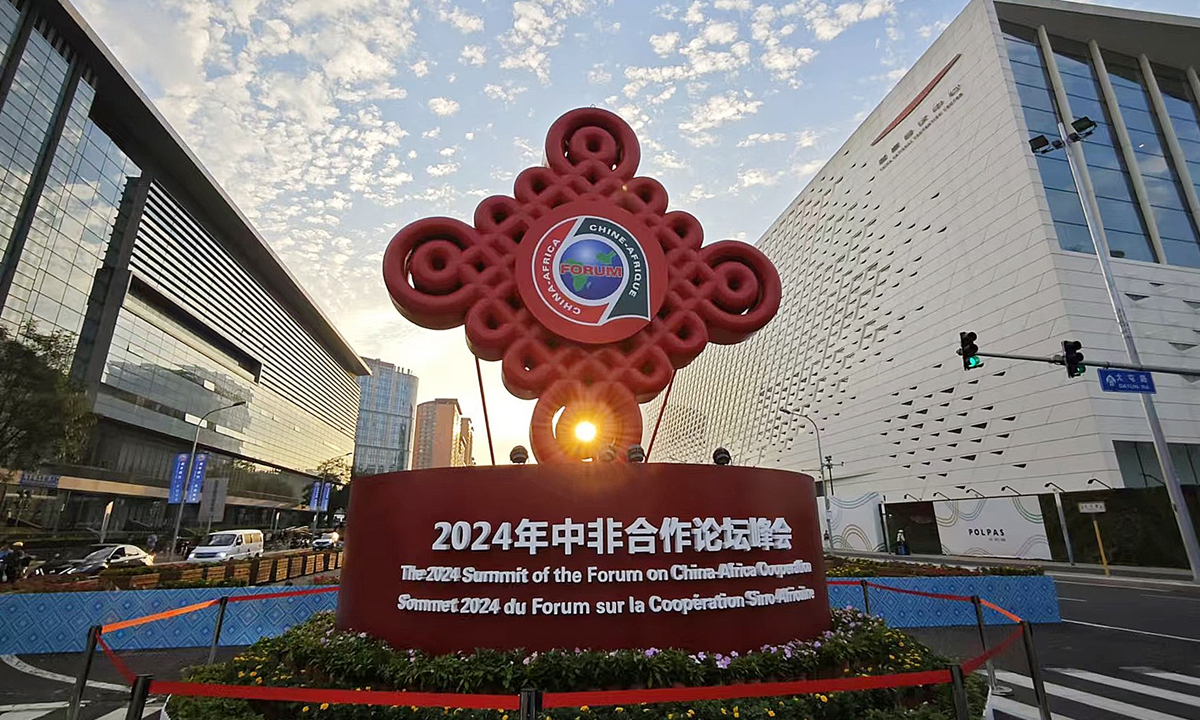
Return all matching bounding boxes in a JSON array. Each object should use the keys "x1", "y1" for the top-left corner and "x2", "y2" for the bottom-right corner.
[
  {"x1": 949, "y1": 664, "x2": 970, "y2": 720},
  {"x1": 519, "y1": 687, "x2": 542, "y2": 720},
  {"x1": 69, "y1": 625, "x2": 102, "y2": 720},
  {"x1": 207, "y1": 596, "x2": 230, "y2": 665},
  {"x1": 859, "y1": 579, "x2": 871, "y2": 615},
  {"x1": 970, "y1": 595, "x2": 1005, "y2": 695},
  {"x1": 123, "y1": 674, "x2": 152, "y2": 720},
  {"x1": 1021, "y1": 621, "x2": 1053, "y2": 720}
]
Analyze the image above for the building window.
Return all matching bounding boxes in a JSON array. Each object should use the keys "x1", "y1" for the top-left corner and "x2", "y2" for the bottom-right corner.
[
  {"x1": 1104, "y1": 54, "x2": 1200, "y2": 268},
  {"x1": 1002, "y1": 28, "x2": 1092, "y2": 254}
]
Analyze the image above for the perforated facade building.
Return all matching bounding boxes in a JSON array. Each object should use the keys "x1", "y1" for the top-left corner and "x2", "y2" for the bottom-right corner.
[{"x1": 645, "y1": 0, "x2": 1200, "y2": 499}]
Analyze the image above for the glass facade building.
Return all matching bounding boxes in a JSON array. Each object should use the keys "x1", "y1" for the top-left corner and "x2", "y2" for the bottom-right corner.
[
  {"x1": 1004, "y1": 25, "x2": 1200, "y2": 267},
  {"x1": 0, "y1": 0, "x2": 368, "y2": 542},
  {"x1": 353, "y1": 358, "x2": 418, "y2": 475}
]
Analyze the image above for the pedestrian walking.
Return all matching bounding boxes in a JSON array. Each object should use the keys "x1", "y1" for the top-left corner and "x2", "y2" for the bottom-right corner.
[
  {"x1": 895, "y1": 529, "x2": 909, "y2": 556},
  {"x1": 146, "y1": 533, "x2": 158, "y2": 553},
  {"x1": 3, "y1": 541, "x2": 27, "y2": 582}
]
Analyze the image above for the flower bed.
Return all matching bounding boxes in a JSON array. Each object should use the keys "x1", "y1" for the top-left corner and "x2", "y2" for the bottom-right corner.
[
  {"x1": 825, "y1": 556, "x2": 1042, "y2": 578},
  {"x1": 167, "y1": 609, "x2": 986, "y2": 720}
]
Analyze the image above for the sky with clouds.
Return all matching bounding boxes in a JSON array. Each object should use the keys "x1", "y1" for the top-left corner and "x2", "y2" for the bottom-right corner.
[{"x1": 75, "y1": 0, "x2": 1200, "y2": 464}]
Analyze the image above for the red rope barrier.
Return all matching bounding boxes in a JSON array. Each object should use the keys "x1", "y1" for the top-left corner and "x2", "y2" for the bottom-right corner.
[
  {"x1": 101, "y1": 598, "x2": 220, "y2": 634},
  {"x1": 961, "y1": 625, "x2": 1025, "y2": 674},
  {"x1": 149, "y1": 681, "x2": 520, "y2": 710},
  {"x1": 94, "y1": 574, "x2": 1032, "y2": 711},
  {"x1": 96, "y1": 636, "x2": 136, "y2": 685},
  {"x1": 542, "y1": 670, "x2": 953, "y2": 708},
  {"x1": 979, "y1": 598, "x2": 1024, "y2": 623}
]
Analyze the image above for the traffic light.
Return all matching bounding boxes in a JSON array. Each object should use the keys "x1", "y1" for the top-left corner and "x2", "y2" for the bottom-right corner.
[
  {"x1": 1063, "y1": 340, "x2": 1085, "y2": 378},
  {"x1": 958, "y1": 331, "x2": 982, "y2": 371}
]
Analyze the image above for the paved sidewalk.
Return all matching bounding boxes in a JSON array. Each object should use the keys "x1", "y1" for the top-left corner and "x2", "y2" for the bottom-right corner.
[{"x1": 830, "y1": 548, "x2": 1194, "y2": 582}]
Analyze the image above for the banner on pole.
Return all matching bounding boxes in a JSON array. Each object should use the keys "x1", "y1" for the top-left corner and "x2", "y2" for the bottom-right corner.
[
  {"x1": 168, "y1": 453, "x2": 189, "y2": 504},
  {"x1": 185, "y1": 453, "x2": 209, "y2": 504}
]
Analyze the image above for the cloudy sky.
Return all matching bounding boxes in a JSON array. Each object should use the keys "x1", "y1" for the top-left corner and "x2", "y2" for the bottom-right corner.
[{"x1": 75, "y1": 0, "x2": 1198, "y2": 463}]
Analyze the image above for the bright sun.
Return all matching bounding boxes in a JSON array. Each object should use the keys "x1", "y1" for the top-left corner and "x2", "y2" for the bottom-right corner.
[{"x1": 574, "y1": 421, "x2": 598, "y2": 442}]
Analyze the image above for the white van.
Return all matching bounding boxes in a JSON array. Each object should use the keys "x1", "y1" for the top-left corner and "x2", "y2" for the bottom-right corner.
[{"x1": 187, "y1": 529, "x2": 264, "y2": 562}]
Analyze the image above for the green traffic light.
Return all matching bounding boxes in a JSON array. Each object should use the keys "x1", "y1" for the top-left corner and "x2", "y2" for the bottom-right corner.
[{"x1": 966, "y1": 356, "x2": 983, "y2": 369}]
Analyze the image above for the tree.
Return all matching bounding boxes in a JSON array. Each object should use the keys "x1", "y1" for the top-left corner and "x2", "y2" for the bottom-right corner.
[{"x1": 0, "y1": 323, "x2": 92, "y2": 475}]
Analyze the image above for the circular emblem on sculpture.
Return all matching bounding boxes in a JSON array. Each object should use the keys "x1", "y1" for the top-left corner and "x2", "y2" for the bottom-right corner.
[{"x1": 516, "y1": 201, "x2": 667, "y2": 344}]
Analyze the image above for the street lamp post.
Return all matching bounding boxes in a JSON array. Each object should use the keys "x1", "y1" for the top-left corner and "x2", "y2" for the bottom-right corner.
[
  {"x1": 1040, "y1": 113, "x2": 1200, "y2": 582},
  {"x1": 779, "y1": 409, "x2": 831, "y2": 551},
  {"x1": 170, "y1": 401, "x2": 245, "y2": 560},
  {"x1": 1044, "y1": 482, "x2": 1075, "y2": 566}
]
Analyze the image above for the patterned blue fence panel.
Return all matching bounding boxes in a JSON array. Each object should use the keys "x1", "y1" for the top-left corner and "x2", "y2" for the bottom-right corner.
[
  {"x1": 0, "y1": 587, "x2": 337, "y2": 654},
  {"x1": 827, "y1": 575, "x2": 1059, "y2": 626},
  {"x1": 1, "y1": 576, "x2": 1058, "y2": 654}
]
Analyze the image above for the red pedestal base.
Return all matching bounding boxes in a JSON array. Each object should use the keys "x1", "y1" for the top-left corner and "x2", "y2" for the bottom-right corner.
[{"x1": 337, "y1": 463, "x2": 830, "y2": 655}]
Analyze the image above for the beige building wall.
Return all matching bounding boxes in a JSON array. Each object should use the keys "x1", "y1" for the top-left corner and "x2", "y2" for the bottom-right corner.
[{"x1": 412, "y1": 399, "x2": 474, "y2": 469}]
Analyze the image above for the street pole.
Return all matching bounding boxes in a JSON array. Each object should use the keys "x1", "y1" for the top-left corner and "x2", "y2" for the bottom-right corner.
[
  {"x1": 170, "y1": 401, "x2": 245, "y2": 560},
  {"x1": 1057, "y1": 121, "x2": 1200, "y2": 583},
  {"x1": 1051, "y1": 490, "x2": 1075, "y2": 566},
  {"x1": 780, "y1": 409, "x2": 831, "y2": 551}
]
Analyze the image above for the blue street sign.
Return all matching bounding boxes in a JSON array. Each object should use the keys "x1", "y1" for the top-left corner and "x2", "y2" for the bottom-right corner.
[
  {"x1": 168, "y1": 453, "x2": 189, "y2": 504},
  {"x1": 308, "y1": 481, "x2": 322, "y2": 511},
  {"x1": 185, "y1": 453, "x2": 209, "y2": 503},
  {"x1": 1097, "y1": 368, "x2": 1156, "y2": 394},
  {"x1": 318, "y1": 481, "x2": 332, "y2": 512}
]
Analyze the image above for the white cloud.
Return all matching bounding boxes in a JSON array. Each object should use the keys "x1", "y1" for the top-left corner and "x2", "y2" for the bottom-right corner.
[
  {"x1": 588, "y1": 64, "x2": 612, "y2": 84},
  {"x1": 422, "y1": 127, "x2": 442, "y2": 139},
  {"x1": 737, "y1": 168, "x2": 780, "y2": 187},
  {"x1": 654, "y1": 151, "x2": 687, "y2": 170},
  {"x1": 483, "y1": 83, "x2": 528, "y2": 103},
  {"x1": 459, "y1": 45, "x2": 487, "y2": 66},
  {"x1": 787, "y1": 0, "x2": 896, "y2": 42},
  {"x1": 428, "y1": 97, "x2": 461, "y2": 116},
  {"x1": 411, "y1": 60, "x2": 431, "y2": 77},
  {"x1": 918, "y1": 20, "x2": 949, "y2": 39},
  {"x1": 796, "y1": 129, "x2": 819, "y2": 148},
  {"x1": 426, "y1": 162, "x2": 461, "y2": 177},
  {"x1": 737, "y1": 132, "x2": 787, "y2": 147},
  {"x1": 650, "y1": 31, "x2": 680, "y2": 56},
  {"x1": 679, "y1": 91, "x2": 763, "y2": 134},
  {"x1": 683, "y1": 1, "x2": 705, "y2": 25},
  {"x1": 713, "y1": 0, "x2": 751, "y2": 9},
  {"x1": 499, "y1": 0, "x2": 598, "y2": 83},
  {"x1": 441, "y1": 6, "x2": 484, "y2": 33},
  {"x1": 439, "y1": 146, "x2": 459, "y2": 157},
  {"x1": 701, "y1": 21, "x2": 738, "y2": 45}
]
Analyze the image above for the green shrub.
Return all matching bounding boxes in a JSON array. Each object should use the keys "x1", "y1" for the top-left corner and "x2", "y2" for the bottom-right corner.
[
  {"x1": 159, "y1": 578, "x2": 249, "y2": 589},
  {"x1": 824, "y1": 556, "x2": 1042, "y2": 578},
  {"x1": 166, "y1": 608, "x2": 987, "y2": 720}
]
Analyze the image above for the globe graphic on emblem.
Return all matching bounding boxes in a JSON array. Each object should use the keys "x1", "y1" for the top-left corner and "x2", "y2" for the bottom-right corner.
[{"x1": 558, "y1": 237, "x2": 624, "y2": 301}]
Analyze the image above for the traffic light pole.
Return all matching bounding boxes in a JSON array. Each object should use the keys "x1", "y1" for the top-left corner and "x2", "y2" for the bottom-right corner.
[
  {"x1": 1056, "y1": 120, "x2": 1200, "y2": 583},
  {"x1": 971, "y1": 349, "x2": 1200, "y2": 378}
]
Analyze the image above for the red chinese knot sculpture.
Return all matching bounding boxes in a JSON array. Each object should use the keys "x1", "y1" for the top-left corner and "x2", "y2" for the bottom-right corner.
[{"x1": 383, "y1": 108, "x2": 781, "y2": 463}]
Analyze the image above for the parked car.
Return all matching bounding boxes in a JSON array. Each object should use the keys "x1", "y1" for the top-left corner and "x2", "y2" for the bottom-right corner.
[
  {"x1": 187, "y1": 529, "x2": 264, "y2": 562},
  {"x1": 62, "y1": 544, "x2": 153, "y2": 576},
  {"x1": 312, "y1": 531, "x2": 342, "y2": 550}
]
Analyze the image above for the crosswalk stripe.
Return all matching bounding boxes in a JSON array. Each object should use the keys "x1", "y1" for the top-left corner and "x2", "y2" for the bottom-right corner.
[
  {"x1": 0, "y1": 712, "x2": 57, "y2": 720},
  {"x1": 1053, "y1": 668, "x2": 1200, "y2": 708},
  {"x1": 1125, "y1": 667, "x2": 1200, "y2": 689},
  {"x1": 0, "y1": 705, "x2": 67, "y2": 713},
  {"x1": 94, "y1": 706, "x2": 164, "y2": 720},
  {"x1": 996, "y1": 670, "x2": 1190, "y2": 720},
  {"x1": 988, "y1": 695, "x2": 1079, "y2": 720}
]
